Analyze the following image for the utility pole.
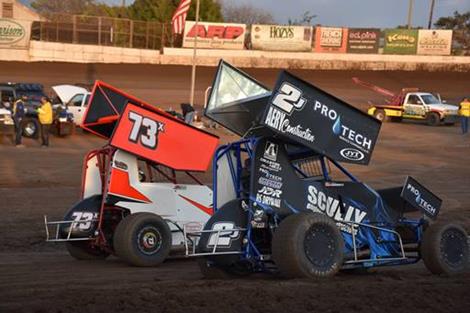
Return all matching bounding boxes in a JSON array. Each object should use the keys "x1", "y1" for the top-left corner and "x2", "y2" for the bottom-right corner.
[
  {"x1": 428, "y1": 0, "x2": 436, "y2": 29},
  {"x1": 189, "y1": 0, "x2": 200, "y2": 107},
  {"x1": 122, "y1": 0, "x2": 126, "y2": 7},
  {"x1": 407, "y1": 0, "x2": 414, "y2": 29}
]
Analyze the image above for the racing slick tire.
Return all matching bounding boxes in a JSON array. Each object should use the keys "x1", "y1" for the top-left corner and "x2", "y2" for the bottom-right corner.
[
  {"x1": 65, "y1": 241, "x2": 110, "y2": 260},
  {"x1": 426, "y1": 112, "x2": 441, "y2": 126},
  {"x1": 113, "y1": 212, "x2": 171, "y2": 267},
  {"x1": 374, "y1": 109, "x2": 388, "y2": 122},
  {"x1": 272, "y1": 212, "x2": 344, "y2": 278},
  {"x1": 420, "y1": 223, "x2": 469, "y2": 275},
  {"x1": 22, "y1": 117, "x2": 39, "y2": 138}
]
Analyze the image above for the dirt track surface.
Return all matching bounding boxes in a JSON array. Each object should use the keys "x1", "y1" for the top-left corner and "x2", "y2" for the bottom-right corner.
[{"x1": 0, "y1": 66, "x2": 469, "y2": 312}]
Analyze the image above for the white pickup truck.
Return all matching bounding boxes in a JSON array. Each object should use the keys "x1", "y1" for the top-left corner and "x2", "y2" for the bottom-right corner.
[
  {"x1": 52, "y1": 85, "x2": 91, "y2": 126},
  {"x1": 367, "y1": 90, "x2": 460, "y2": 126}
]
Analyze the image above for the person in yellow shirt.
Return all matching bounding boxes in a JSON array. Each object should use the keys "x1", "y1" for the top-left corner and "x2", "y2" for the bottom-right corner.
[
  {"x1": 37, "y1": 96, "x2": 53, "y2": 147},
  {"x1": 459, "y1": 98, "x2": 470, "y2": 134}
]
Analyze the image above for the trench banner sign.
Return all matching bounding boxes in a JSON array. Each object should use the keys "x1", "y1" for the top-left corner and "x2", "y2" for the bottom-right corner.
[
  {"x1": 383, "y1": 29, "x2": 418, "y2": 54},
  {"x1": 314, "y1": 26, "x2": 348, "y2": 53},
  {"x1": 251, "y1": 24, "x2": 313, "y2": 52},
  {"x1": 183, "y1": 21, "x2": 246, "y2": 50},
  {"x1": 347, "y1": 28, "x2": 380, "y2": 54},
  {"x1": 417, "y1": 29, "x2": 452, "y2": 55},
  {"x1": 262, "y1": 71, "x2": 381, "y2": 165},
  {"x1": 0, "y1": 18, "x2": 32, "y2": 49},
  {"x1": 400, "y1": 176, "x2": 442, "y2": 219}
]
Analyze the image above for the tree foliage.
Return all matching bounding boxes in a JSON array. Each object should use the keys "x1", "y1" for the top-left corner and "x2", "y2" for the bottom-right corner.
[
  {"x1": 222, "y1": 3, "x2": 274, "y2": 25},
  {"x1": 435, "y1": 11, "x2": 470, "y2": 54},
  {"x1": 288, "y1": 11, "x2": 317, "y2": 26}
]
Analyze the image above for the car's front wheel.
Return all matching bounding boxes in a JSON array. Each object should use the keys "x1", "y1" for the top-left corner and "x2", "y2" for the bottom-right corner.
[
  {"x1": 113, "y1": 213, "x2": 171, "y2": 267},
  {"x1": 22, "y1": 118, "x2": 39, "y2": 138}
]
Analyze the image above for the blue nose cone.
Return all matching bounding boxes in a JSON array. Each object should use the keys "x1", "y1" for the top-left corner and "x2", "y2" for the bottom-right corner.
[{"x1": 332, "y1": 116, "x2": 342, "y2": 135}]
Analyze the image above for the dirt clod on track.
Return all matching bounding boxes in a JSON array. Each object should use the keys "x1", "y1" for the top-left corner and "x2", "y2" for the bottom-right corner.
[{"x1": 0, "y1": 67, "x2": 469, "y2": 312}]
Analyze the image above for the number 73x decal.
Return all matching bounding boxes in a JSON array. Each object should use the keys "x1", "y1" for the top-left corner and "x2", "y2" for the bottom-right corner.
[{"x1": 128, "y1": 111, "x2": 165, "y2": 150}]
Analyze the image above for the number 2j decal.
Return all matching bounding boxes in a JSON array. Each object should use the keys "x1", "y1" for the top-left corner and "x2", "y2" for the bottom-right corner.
[
  {"x1": 128, "y1": 111, "x2": 165, "y2": 149},
  {"x1": 271, "y1": 82, "x2": 307, "y2": 114}
]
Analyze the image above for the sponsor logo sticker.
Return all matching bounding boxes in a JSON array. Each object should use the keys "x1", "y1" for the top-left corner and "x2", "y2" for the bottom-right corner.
[{"x1": 340, "y1": 148, "x2": 365, "y2": 161}]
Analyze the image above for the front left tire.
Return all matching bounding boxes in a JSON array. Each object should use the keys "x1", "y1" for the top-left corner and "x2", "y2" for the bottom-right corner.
[{"x1": 113, "y1": 213, "x2": 172, "y2": 267}]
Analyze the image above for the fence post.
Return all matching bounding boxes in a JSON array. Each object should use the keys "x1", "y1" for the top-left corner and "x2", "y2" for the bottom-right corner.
[
  {"x1": 98, "y1": 16, "x2": 102, "y2": 45},
  {"x1": 129, "y1": 20, "x2": 134, "y2": 48},
  {"x1": 145, "y1": 22, "x2": 150, "y2": 49},
  {"x1": 56, "y1": 20, "x2": 59, "y2": 42},
  {"x1": 161, "y1": 23, "x2": 165, "y2": 51},
  {"x1": 72, "y1": 15, "x2": 77, "y2": 44}
]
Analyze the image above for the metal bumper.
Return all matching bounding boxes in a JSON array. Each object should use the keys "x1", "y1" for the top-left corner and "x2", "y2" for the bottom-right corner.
[{"x1": 44, "y1": 215, "x2": 97, "y2": 242}]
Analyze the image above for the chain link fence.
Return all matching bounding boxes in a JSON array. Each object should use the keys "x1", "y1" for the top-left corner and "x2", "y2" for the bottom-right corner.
[{"x1": 31, "y1": 14, "x2": 173, "y2": 50}]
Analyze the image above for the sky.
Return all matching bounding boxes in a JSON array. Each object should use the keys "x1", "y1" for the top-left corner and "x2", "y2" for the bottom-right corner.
[{"x1": 56, "y1": 1, "x2": 470, "y2": 28}]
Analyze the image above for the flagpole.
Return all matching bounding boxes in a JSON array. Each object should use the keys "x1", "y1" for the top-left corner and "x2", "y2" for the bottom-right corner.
[{"x1": 189, "y1": 0, "x2": 200, "y2": 107}]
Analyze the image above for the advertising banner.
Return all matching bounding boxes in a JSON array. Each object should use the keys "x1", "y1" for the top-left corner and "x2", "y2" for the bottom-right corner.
[
  {"x1": 347, "y1": 28, "x2": 380, "y2": 54},
  {"x1": 401, "y1": 176, "x2": 442, "y2": 219},
  {"x1": 251, "y1": 24, "x2": 313, "y2": 52},
  {"x1": 0, "y1": 18, "x2": 32, "y2": 49},
  {"x1": 183, "y1": 21, "x2": 246, "y2": 50},
  {"x1": 417, "y1": 29, "x2": 452, "y2": 55},
  {"x1": 314, "y1": 26, "x2": 348, "y2": 53},
  {"x1": 383, "y1": 29, "x2": 418, "y2": 54},
  {"x1": 262, "y1": 71, "x2": 381, "y2": 165}
]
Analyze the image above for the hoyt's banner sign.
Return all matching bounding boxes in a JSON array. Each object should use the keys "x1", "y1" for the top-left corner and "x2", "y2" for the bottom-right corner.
[
  {"x1": 262, "y1": 71, "x2": 381, "y2": 165},
  {"x1": 251, "y1": 24, "x2": 313, "y2": 52},
  {"x1": 383, "y1": 29, "x2": 418, "y2": 54},
  {"x1": 347, "y1": 28, "x2": 380, "y2": 54},
  {"x1": 183, "y1": 21, "x2": 246, "y2": 50},
  {"x1": 314, "y1": 27, "x2": 348, "y2": 53},
  {"x1": 417, "y1": 29, "x2": 452, "y2": 55},
  {"x1": 0, "y1": 18, "x2": 31, "y2": 49}
]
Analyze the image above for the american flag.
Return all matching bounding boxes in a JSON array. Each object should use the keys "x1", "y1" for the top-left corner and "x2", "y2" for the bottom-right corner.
[{"x1": 172, "y1": 0, "x2": 192, "y2": 34}]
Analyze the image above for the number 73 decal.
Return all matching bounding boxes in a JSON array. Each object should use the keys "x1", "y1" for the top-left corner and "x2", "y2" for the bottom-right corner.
[{"x1": 128, "y1": 111, "x2": 165, "y2": 149}]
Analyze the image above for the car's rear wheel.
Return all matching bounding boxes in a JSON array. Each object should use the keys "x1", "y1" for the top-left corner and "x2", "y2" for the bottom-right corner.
[
  {"x1": 22, "y1": 118, "x2": 39, "y2": 138},
  {"x1": 66, "y1": 241, "x2": 109, "y2": 260},
  {"x1": 113, "y1": 213, "x2": 171, "y2": 267},
  {"x1": 421, "y1": 223, "x2": 469, "y2": 275},
  {"x1": 374, "y1": 109, "x2": 387, "y2": 122},
  {"x1": 272, "y1": 212, "x2": 344, "y2": 278}
]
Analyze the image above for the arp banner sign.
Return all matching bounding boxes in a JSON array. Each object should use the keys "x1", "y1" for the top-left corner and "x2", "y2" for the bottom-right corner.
[
  {"x1": 347, "y1": 28, "x2": 380, "y2": 54},
  {"x1": 183, "y1": 21, "x2": 246, "y2": 50},
  {"x1": 383, "y1": 29, "x2": 418, "y2": 54},
  {"x1": 251, "y1": 24, "x2": 313, "y2": 52},
  {"x1": 0, "y1": 18, "x2": 32, "y2": 49},
  {"x1": 314, "y1": 27, "x2": 348, "y2": 53},
  {"x1": 262, "y1": 71, "x2": 381, "y2": 165},
  {"x1": 401, "y1": 176, "x2": 442, "y2": 219},
  {"x1": 417, "y1": 29, "x2": 452, "y2": 55}
]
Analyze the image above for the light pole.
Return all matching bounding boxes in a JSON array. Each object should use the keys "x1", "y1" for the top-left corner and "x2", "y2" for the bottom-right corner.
[
  {"x1": 428, "y1": 0, "x2": 436, "y2": 29},
  {"x1": 407, "y1": 0, "x2": 414, "y2": 29},
  {"x1": 189, "y1": 0, "x2": 200, "y2": 107}
]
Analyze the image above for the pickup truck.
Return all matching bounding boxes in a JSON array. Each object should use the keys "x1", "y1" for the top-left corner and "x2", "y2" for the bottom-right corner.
[
  {"x1": 52, "y1": 85, "x2": 90, "y2": 126},
  {"x1": 367, "y1": 90, "x2": 460, "y2": 126}
]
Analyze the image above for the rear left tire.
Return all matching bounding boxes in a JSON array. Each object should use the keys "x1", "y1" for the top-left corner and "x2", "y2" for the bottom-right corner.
[{"x1": 272, "y1": 212, "x2": 344, "y2": 278}]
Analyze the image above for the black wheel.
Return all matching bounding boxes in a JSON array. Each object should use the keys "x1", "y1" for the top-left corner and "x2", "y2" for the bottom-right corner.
[
  {"x1": 113, "y1": 213, "x2": 171, "y2": 267},
  {"x1": 272, "y1": 212, "x2": 344, "y2": 278},
  {"x1": 66, "y1": 241, "x2": 109, "y2": 260},
  {"x1": 421, "y1": 223, "x2": 469, "y2": 275},
  {"x1": 22, "y1": 118, "x2": 39, "y2": 138},
  {"x1": 374, "y1": 109, "x2": 387, "y2": 122},
  {"x1": 426, "y1": 112, "x2": 441, "y2": 126}
]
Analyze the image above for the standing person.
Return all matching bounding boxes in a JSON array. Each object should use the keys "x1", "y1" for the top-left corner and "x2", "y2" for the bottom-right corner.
[
  {"x1": 459, "y1": 98, "x2": 470, "y2": 134},
  {"x1": 180, "y1": 103, "x2": 195, "y2": 125},
  {"x1": 37, "y1": 96, "x2": 53, "y2": 147},
  {"x1": 13, "y1": 96, "x2": 27, "y2": 147}
]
